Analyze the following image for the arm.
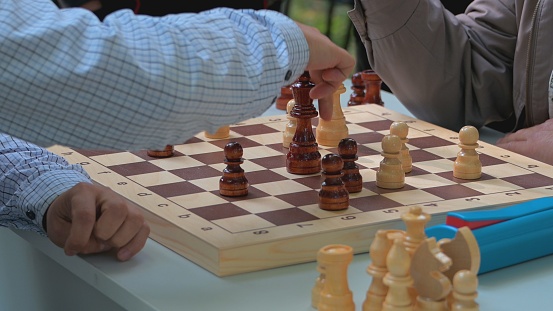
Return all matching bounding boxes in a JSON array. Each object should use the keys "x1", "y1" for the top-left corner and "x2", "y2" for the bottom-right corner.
[
  {"x1": 0, "y1": 0, "x2": 353, "y2": 150},
  {"x1": 349, "y1": 0, "x2": 517, "y2": 131},
  {"x1": 0, "y1": 133, "x2": 149, "y2": 260}
]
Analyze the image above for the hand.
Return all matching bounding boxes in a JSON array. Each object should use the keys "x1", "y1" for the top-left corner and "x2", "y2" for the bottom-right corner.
[
  {"x1": 46, "y1": 182, "x2": 150, "y2": 261},
  {"x1": 496, "y1": 119, "x2": 553, "y2": 165},
  {"x1": 296, "y1": 22, "x2": 356, "y2": 120}
]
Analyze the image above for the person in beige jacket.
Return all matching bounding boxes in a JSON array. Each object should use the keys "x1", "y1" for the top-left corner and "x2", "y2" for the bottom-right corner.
[{"x1": 349, "y1": 0, "x2": 553, "y2": 165}]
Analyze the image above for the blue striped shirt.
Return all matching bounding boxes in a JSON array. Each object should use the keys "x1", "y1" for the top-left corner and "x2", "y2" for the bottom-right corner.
[
  {"x1": 0, "y1": 134, "x2": 91, "y2": 233},
  {"x1": 0, "y1": 0, "x2": 308, "y2": 150}
]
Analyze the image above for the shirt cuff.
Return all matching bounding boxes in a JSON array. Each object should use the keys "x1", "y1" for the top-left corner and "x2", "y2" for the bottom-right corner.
[
  {"x1": 17, "y1": 170, "x2": 92, "y2": 234},
  {"x1": 259, "y1": 10, "x2": 310, "y2": 85}
]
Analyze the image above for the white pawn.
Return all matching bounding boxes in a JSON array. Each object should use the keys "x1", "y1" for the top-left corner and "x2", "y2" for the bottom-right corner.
[
  {"x1": 382, "y1": 238, "x2": 413, "y2": 311},
  {"x1": 453, "y1": 126, "x2": 481, "y2": 180},
  {"x1": 390, "y1": 121, "x2": 412, "y2": 173},
  {"x1": 451, "y1": 270, "x2": 479, "y2": 311},
  {"x1": 283, "y1": 99, "x2": 297, "y2": 148},
  {"x1": 377, "y1": 134, "x2": 405, "y2": 189},
  {"x1": 316, "y1": 83, "x2": 349, "y2": 147}
]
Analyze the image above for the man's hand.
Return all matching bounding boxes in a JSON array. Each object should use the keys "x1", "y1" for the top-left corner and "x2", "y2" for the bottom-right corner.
[
  {"x1": 296, "y1": 22, "x2": 356, "y2": 120},
  {"x1": 496, "y1": 119, "x2": 553, "y2": 165},
  {"x1": 46, "y1": 182, "x2": 150, "y2": 261}
]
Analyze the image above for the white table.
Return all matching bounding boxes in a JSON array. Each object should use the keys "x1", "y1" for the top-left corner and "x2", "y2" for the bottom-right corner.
[{"x1": 2, "y1": 88, "x2": 546, "y2": 311}]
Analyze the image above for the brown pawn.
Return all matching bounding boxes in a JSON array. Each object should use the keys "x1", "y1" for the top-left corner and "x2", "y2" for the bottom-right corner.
[
  {"x1": 338, "y1": 138, "x2": 362, "y2": 193},
  {"x1": 319, "y1": 154, "x2": 349, "y2": 211},
  {"x1": 219, "y1": 142, "x2": 248, "y2": 197},
  {"x1": 348, "y1": 72, "x2": 365, "y2": 106},
  {"x1": 147, "y1": 145, "x2": 174, "y2": 158},
  {"x1": 361, "y1": 70, "x2": 383, "y2": 105},
  {"x1": 286, "y1": 71, "x2": 321, "y2": 175},
  {"x1": 276, "y1": 84, "x2": 293, "y2": 110}
]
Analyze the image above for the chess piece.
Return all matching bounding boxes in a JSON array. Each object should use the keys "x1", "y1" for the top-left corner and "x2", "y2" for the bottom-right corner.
[
  {"x1": 411, "y1": 238, "x2": 452, "y2": 311},
  {"x1": 312, "y1": 259, "x2": 326, "y2": 308},
  {"x1": 286, "y1": 71, "x2": 321, "y2": 174},
  {"x1": 382, "y1": 238, "x2": 413, "y2": 311},
  {"x1": 316, "y1": 83, "x2": 349, "y2": 147},
  {"x1": 376, "y1": 134, "x2": 405, "y2": 189},
  {"x1": 363, "y1": 230, "x2": 393, "y2": 311},
  {"x1": 438, "y1": 227, "x2": 481, "y2": 282},
  {"x1": 348, "y1": 72, "x2": 365, "y2": 106},
  {"x1": 319, "y1": 153, "x2": 349, "y2": 211},
  {"x1": 205, "y1": 125, "x2": 230, "y2": 139},
  {"x1": 402, "y1": 206, "x2": 431, "y2": 256},
  {"x1": 361, "y1": 70, "x2": 383, "y2": 105},
  {"x1": 219, "y1": 142, "x2": 248, "y2": 197},
  {"x1": 282, "y1": 99, "x2": 297, "y2": 148},
  {"x1": 317, "y1": 244, "x2": 355, "y2": 311},
  {"x1": 147, "y1": 145, "x2": 174, "y2": 157},
  {"x1": 276, "y1": 84, "x2": 293, "y2": 110},
  {"x1": 390, "y1": 121, "x2": 412, "y2": 173},
  {"x1": 338, "y1": 138, "x2": 362, "y2": 193},
  {"x1": 451, "y1": 270, "x2": 479, "y2": 311},
  {"x1": 453, "y1": 125, "x2": 482, "y2": 180}
]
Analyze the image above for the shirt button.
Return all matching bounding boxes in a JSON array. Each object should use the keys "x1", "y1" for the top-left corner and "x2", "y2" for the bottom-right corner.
[
  {"x1": 284, "y1": 70, "x2": 292, "y2": 81},
  {"x1": 26, "y1": 211, "x2": 36, "y2": 220}
]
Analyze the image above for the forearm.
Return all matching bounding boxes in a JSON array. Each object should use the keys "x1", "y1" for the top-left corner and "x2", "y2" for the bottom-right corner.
[
  {"x1": 0, "y1": 134, "x2": 91, "y2": 234},
  {"x1": 350, "y1": 0, "x2": 517, "y2": 130},
  {"x1": 0, "y1": 0, "x2": 308, "y2": 150}
]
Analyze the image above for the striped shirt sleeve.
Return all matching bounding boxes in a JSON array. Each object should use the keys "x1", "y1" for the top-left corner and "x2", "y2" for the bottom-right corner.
[
  {"x1": 0, "y1": 0, "x2": 309, "y2": 150},
  {"x1": 0, "y1": 133, "x2": 91, "y2": 234}
]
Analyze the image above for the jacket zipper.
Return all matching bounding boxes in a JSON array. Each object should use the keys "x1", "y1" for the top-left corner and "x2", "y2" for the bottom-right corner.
[{"x1": 524, "y1": 0, "x2": 543, "y2": 127}]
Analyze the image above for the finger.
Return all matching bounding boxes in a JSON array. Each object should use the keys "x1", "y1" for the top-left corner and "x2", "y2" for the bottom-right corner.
[
  {"x1": 102, "y1": 207, "x2": 144, "y2": 248},
  {"x1": 316, "y1": 95, "x2": 333, "y2": 120},
  {"x1": 93, "y1": 197, "x2": 128, "y2": 241},
  {"x1": 116, "y1": 222, "x2": 150, "y2": 261},
  {"x1": 64, "y1": 190, "x2": 98, "y2": 256}
]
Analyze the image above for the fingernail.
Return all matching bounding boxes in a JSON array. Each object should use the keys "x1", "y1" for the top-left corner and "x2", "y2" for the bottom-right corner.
[{"x1": 118, "y1": 249, "x2": 131, "y2": 261}]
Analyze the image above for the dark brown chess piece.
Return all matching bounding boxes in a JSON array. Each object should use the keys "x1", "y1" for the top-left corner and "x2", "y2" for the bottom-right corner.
[
  {"x1": 339, "y1": 138, "x2": 362, "y2": 193},
  {"x1": 219, "y1": 142, "x2": 248, "y2": 197},
  {"x1": 348, "y1": 72, "x2": 365, "y2": 106},
  {"x1": 361, "y1": 70, "x2": 383, "y2": 105},
  {"x1": 276, "y1": 84, "x2": 293, "y2": 110},
  {"x1": 319, "y1": 153, "x2": 349, "y2": 211},
  {"x1": 147, "y1": 145, "x2": 174, "y2": 157},
  {"x1": 286, "y1": 72, "x2": 321, "y2": 174}
]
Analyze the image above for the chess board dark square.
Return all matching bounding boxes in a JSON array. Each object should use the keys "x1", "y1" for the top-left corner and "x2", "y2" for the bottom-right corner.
[
  {"x1": 249, "y1": 155, "x2": 288, "y2": 170},
  {"x1": 212, "y1": 187, "x2": 271, "y2": 202},
  {"x1": 189, "y1": 151, "x2": 225, "y2": 165},
  {"x1": 435, "y1": 171, "x2": 495, "y2": 183},
  {"x1": 293, "y1": 175, "x2": 324, "y2": 189},
  {"x1": 147, "y1": 181, "x2": 205, "y2": 197},
  {"x1": 356, "y1": 120, "x2": 394, "y2": 131},
  {"x1": 232, "y1": 124, "x2": 279, "y2": 136},
  {"x1": 108, "y1": 161, "x2": 163, "y2": 176},
  {"x1": 410, "y1": 149, "x2": 444, "y2": 163},
  {"x1": 170, "y1": 165, "x2": 222, "y2": 180},
  {"x1": 350, "y1": 131, "x2": 385, "y2": 145},
  {"x1": 75, "y1": 149, "x2": 121, "y2": 157},
  {"x1": 423, "y1": 184, "x2": 484, "y2": 200},
  {"x1": 190, "y1": 203, "x2": 251, "y2": 221},
  {"x1": 363, "y1": 181, "x2": 418, "y2": 194},
  {"x1": 502, "y1": 173, "x2": 553, "y2": 188},
  {"x1": 406, "y1": 166, "x2": 432, "y2": 177},
  {"x1": 208, "y1": 137, "x2": 261, "y2": 149},
  {"x1": 356, "y1": 144, "x2": 381, "y2": 157},
  {"x1": 276, "y1": 190, "x2": 319, "y2": 206},
  {"x1": 409, "y1": 136, "x2": 454, "y2": 149},
  {"x1": 246, "y1": 169, "x2": 289, "y2": 184},
  {"x1": 349, "y1": 195, "x2": 403, "y2": 212},
  {"x1": 478, "y1": 153, "x2": 508, "y2": 166},
  {"x1": 132, "y1": 149, "x2": 185, "y2": 160},
  {"x1": 257, "y1": 207, "x2": 319, "y2": 226}
]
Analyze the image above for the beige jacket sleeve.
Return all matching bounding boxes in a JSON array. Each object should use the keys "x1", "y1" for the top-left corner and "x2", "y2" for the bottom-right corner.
[{"x1": 349, "y1": 0, "x2": 518, "y2": 131}]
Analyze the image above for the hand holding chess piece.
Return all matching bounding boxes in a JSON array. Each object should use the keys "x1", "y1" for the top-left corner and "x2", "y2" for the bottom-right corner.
[
  {"x1": 219, "y1": 142, "x2": 248, "y2": 197},
  {"x1": 453, "y1": 126, "x2": 482, "y2": 180}
]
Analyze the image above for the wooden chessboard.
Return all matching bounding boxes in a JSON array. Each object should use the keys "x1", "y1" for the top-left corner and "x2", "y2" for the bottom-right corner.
[{"x1": 48, "y1": 104, "x2": 553, "y2": 276}]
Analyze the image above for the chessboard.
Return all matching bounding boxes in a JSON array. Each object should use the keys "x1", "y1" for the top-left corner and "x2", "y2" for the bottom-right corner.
[{"x1": 48, "y1": 104, "x2": 553, "y2": 276}]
